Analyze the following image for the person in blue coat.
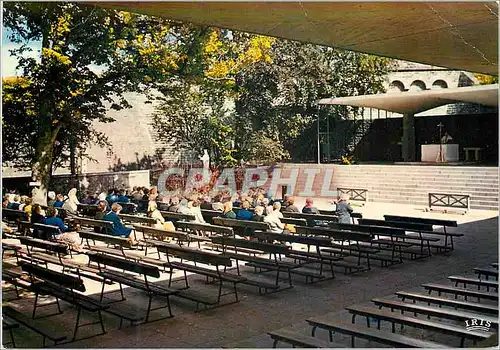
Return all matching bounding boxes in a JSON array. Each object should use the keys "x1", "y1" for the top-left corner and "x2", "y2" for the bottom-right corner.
[
  {"x1": 43, "y1": 207, "x2": 69, "y2": 232},
  {"x1": 103, "y1": 203, "x2": 136, "y2": 244},
  {"x1": 236, "y1": 201, "x2": 253, "y2": 221},
  {"x1": 116, "y1": 189, "x2": 130, "y2": 203}
]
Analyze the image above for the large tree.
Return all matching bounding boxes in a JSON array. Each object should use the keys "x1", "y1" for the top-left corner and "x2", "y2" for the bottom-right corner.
[{"x1": 2, "y1": 3, "x2": 177, "y2": 204}]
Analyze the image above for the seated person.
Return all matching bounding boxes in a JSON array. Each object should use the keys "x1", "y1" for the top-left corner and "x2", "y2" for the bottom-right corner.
[
  {"x1": 168, "y1": 197, "x2": 180, "y2": 213},
  {"x1": 272, "y1": 202, "x2": 284, "y2": 218},
  {"x1": 8, "y1": 195, "x2": 21, "y2": 210},
  {"x1": 95, "y1": 200, "x2": 108, "y2": 221},
  {"x1": 22, "y1": 197, "x2": 33, "y2": 216},
  {"x1": 252, "y1": 206, "x2": 265, "y2": 222},
  {"x1": 47, "y1": 191, "x2": 56, "y2": 207},
  {"x1": 302, "y1": 198, "x2": 319, "y2": 214},
  {"x1": 263, "y1": 205, "x2": 286, "y2": 233},
  {"x1": 335, "y1": 194, "x2": 354, "y2": 224},
  {"x1": 2, "y1": 196, "x2": 10, "y2": 208},
  {"x1": 236, "y1": 200, "x2": 253, "y2": 221},
  {"x1": 103, "y1": 203, "x2": 136, "y2": 244},
  {"x1": 190, "y1": 200, "x2": 206, "y2": 224},
  {"x1": 221, "y1": 201, "x2": 236, "y2": 219},
  {"x1": 116, "y1": 189, "x2": 130, "y2": 203},
  {"x1": 31, "y1": 204, "x2": 45, "y2": 225},
  {"x1": 54, "y1": 194, "x2": 65, "y2": 207},
  {"x1": 211, "y1": 196, "x2": 224, "y2": 212},
  {"x1": 282, "y1": 196, "x2": 300, "y2": 213},
  {"x1": 43, "y1": 207, "x2": 81, "y2": 249},
  {"x1": 200, "y1": 196, "x2": 213, "y2": 210}
]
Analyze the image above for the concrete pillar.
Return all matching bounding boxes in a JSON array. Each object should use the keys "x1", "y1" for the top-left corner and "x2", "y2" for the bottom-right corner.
[{"x1": 402, "y1": 113, "x2": 416, "y2": 162}]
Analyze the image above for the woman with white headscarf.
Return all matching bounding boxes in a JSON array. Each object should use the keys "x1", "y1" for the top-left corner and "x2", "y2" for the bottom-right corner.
[{"x1": 62, "y1": 188, "x2": 80, "y2": 215}]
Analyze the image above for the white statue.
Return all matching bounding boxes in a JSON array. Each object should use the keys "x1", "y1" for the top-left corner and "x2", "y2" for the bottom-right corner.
[{"x1": 200, "y1": 149, "x2": 210, "y2": 170}]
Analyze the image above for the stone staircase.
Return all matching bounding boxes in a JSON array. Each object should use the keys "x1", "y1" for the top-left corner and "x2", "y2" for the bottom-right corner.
[{"x1": 330, "y1": 165, "x2": 499, "y2": 211}]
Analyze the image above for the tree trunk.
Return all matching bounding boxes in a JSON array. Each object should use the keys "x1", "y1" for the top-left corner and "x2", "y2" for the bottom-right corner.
[
  {"x1": 69, "y1": 134, "x2": 78, "y2": 189},
  {"x1": 31, "y1": 126, "x2": 61, "y2": 206}
]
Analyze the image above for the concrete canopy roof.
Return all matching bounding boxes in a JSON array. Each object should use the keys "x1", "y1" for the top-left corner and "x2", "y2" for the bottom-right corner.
[
  {"x1": 317, "y1": 84, "x2": 499, "y2": 114},
  {"x1": 92, "y1": 2, "x2": 498, "y2": 75}
]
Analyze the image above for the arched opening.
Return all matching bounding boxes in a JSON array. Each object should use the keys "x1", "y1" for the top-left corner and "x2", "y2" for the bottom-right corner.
[
  {"x1": 432, "y1": 80, "x2": 448, "y2": 89},
  {"x1": 409, "y1": 80, "x2": 426, "y2": 91},
  {"x1": 388, "y1": 80, "x2": 405, "y2": 92}
]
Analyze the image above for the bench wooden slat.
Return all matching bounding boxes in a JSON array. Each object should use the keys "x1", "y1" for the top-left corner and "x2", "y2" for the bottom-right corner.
[
  {"x1": 306, "y1": 319, "x2": 447, "y2": 348},
  {"x1": 371, "y1": 298, "x2": 498, "y2": 327},
  {"x1": 346, "y1": 304, "x2": 491, "y2": 343},
  {"x1": 448, "y1": 275, "x2": 498, "y2": 288},
  {"x1": 423, "y1": 283, "x2": 499, "y2": 300},
  {"x1": 268, "y1": 328, "x2": 333, "y2": 348},
  {"x1": 3, "y1": 306, "x2": 67, "y2": 343},
  {"x1": 384, "y1": 215, "x2": 458, "y2": 227},
  {"x1": 395, "y1": 291, "x2": 498, "y2": 315}
]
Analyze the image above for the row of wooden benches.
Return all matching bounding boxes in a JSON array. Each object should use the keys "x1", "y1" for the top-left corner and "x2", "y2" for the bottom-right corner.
[{"x1": 268, "y1": 263, "x2": 498, "y2": 348}]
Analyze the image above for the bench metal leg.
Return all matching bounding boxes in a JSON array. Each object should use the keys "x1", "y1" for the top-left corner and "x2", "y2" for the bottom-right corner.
[
  {"x1": 272, "y1": 338, "x2": 279, "y2": 348},
  {"x1": 311, "y1": 325, "x2": 317, "y2": 337}
]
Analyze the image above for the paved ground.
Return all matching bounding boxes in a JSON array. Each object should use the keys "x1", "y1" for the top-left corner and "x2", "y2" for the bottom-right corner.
[{"x1": 2, "y1": 201, "x2": 498, "y2": 348}]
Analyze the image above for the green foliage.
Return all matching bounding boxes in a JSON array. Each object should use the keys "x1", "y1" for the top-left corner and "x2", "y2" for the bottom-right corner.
[
  {"x1": 474, "y1": 73, "x2": 498, "y2": 85},
  {"x1": 2, "y1": 2, "x2": 176, "y2": 198}
]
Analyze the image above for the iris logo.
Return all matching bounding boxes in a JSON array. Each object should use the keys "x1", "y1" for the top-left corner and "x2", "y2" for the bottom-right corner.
[{"x1": 464, "y1": 319, "x2": 492, "y2": 332}]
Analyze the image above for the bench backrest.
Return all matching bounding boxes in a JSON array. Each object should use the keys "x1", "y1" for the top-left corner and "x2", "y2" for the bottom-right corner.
[
  {"x1": 175, "y1": 221, "x2": 234, "y2": 236},
  {"x1": 156, "y1": 243, "x2": 232, "y2": 267},
  {"x1": 281, "y1": 217, "x2": 308, "y2": 226},
  {"x1": 19, "y1": 261, "x2": 85, "y2": 292},
  {"x1": 18, "y1": 220, "x2": 32, "y2": 235},
  {"x1": 295, "y1": 225, "x2": 373, "y2": 242},
  {"x1": 77, "y1": 204, "x2": 99, "y2": 217},
  {"x1": 253, "y1": 231, "x2": 333, "y2": 247},
  {"x1": 282, "y1": 211, "x2": 339, "y2": 222},
  {"x1": 87, "y1": 252, "x2": 160, "y2": 278},
  {"x1": 19, "y1": 236, "x2": 70, "y2": 255},
  {"x1": 327, "y1": 222, "x2": 406, "y2": 237},
  {"x1": 119, "y1": 214, "x2": 156, "y2": 225},
  {"x1": 2, "y1": 208, "x2": 29, "y2": 222},
  {"x1": 159, "y1": 210, "x2": 195, "y2": 221},
  {"x1": 200, "y1": 209, "x2": 224, "y2": 224},
  {"x1": 135, "y1": 225, "x2": 190, "y2": 241},
  {"x1": 78, "y1": 230, "x2": 131, "y2": 247},
  {"x1": 384, "y1": 215, "x2": 457, "y2": 227},
  {"x1": 359, "y1": 218, "x2": 433, "y2": 232},
  {"x1": 213, "y1": 217, "x2": 270, "y2": 230},
  {"x1": 211, "y1": 236, "x2": 290, "y2": 254},
  {"x1": 73, "y1": 217, "x2": 115, "y2": 232},
  {"x1": 115, "y1": 202, "x2": 138, "y2": 214},
  {"x1": 32, "y1": 223, "x2": 62, "y2": 240}
]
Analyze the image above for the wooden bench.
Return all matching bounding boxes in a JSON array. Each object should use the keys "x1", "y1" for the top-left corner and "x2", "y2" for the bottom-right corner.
[
  {"x1": 3, "y1": 306, "x2": 67, "y2": 347},
  {"x1": 213, "y1": 217, "x2": 270, "y2": 237},
  {"x1": 155, "y1": 243, "x2": 246, "y2": 309},
  {"x1": 175, "y1": 221, "x2": 234, "y2": 239},
  {"x1": 252, "y1": 231, "x2": 337, "y2": 283},
  {"x1": 114, "y1": 202, "x2": 138, "y2": 214},
  {"x1": 200, "y1": 209, "x2": 223, "y2": 224},
  {"x1": 2, "y1": 208, "x2": 29, "y2": 225},
  {"x1": 346, "y1": 304, "x2": 488, "y2": 347},
  {"x1": 19, "y1": 261, "x2": 109, "y2": 342},
  {"x1": 281, "y1": 217, "x2": 308, "y2": 226},
  {"x1": 395, "y1": 291, "x2": 498, "y2": 315},
  {"x1": 423, "y1": 283, "x2": 499, "y2": 302},
  {"x1": 159, "y1": 210, "x2": 195, "y2": 222},
  {"x1": 337, "y1": 187, "x2": 368, "y2": 203},
  {"x1": 268, "y1": 328, "x2": 332, "y2": 348},
  {"x1": 212, "y1": 236, "x2": 293, "y2": 293},
  {"x1": 88, "y1": 252, "x2": 178, "y2": 324},
  {"x1": 73, "y1": 217, "x2": 115, "y2": 236},
  {"x1": 134, "y1": 224, "x2": 207, "y2": 250},
  {"x1": 119, "y1": 213, "x2": 156, "y2": 226},
  {"x1": 18, "y1": 236, "x2": 110, "y2": 285},
  {"x1": 427, "y1": 192, "x2": 470, "y2": 213},
  {"x1": 474, "y1": 267, "x2": 499, "y2": 281},
  {"x1": 282, "y1": 211, "x2": 338, "y2": 226},
  {"x1": 3, "y1": 317, "x2": 20, "y2": 347},
  {"x1": 384, "y1": 215, "x2": 462, "y2": 251},
  {"x1": 448, "y1": 275, "x2": 499, "y2": 292},
  {"x1": 306, "y1": 318, "x2": 447, "y2": 348},
  {"x1": 77, "y1": 204, "x2": 99, "y2": 217},
  {"x1": 358, "y1": 218, "x2": 439, "y2": 259},
  {"x1": 371, "y1": 297, "x2": 498, "y2": 329},
  {"x1": 295, "y1": 225, "x2": 374, "y2": 272}
]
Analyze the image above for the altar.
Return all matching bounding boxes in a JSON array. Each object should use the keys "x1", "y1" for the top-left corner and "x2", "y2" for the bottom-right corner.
[{"x1": 421, "y1": 144, "x2": 459, "y2": 162}]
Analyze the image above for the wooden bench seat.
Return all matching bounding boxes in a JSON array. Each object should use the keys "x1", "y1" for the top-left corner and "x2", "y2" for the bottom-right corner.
[
  {"x1": 3, "y1": 306, "x2": 67, "y2": 347},
  {"x1": 320, "y1": 246, "x2": 401, "y2": 267},
  {"x1": 474, "y1": 267, "x2": 499, "y2": 280},
  {"x1": 88, "y1": 252, "x2": 178, "y2": 323},
  {"x1": 268, "y1": 328, "x2": 333, "y2": 348},
  {"x1": 423, "y1": 283, "x2": 499, "y2": 301},
  {"x1": 395, "y1": 291, "x2": 498, "y2": 315},
  {"x1": 346, "y1": 304, "x2": 489, "y2": 347},
  {"x1": 448, "y1": 276, "x2": 499, "y2": 291},
  {"x1": 306, "y1": 319, "x2": 447, "y2": 348},
  {"x1": 371, "y1": 298, "x2": 498, "y2": 329}
]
